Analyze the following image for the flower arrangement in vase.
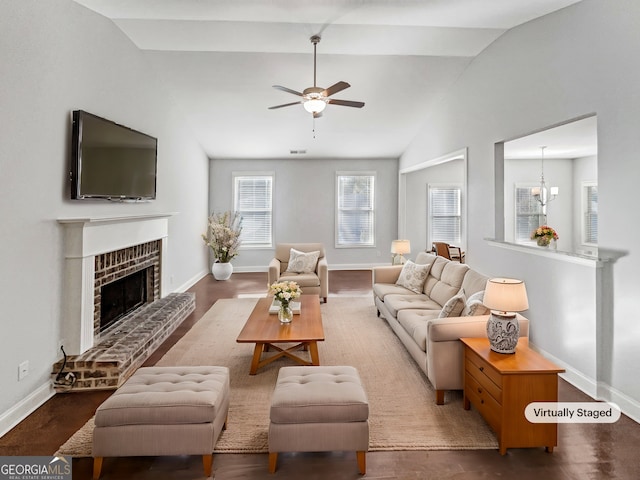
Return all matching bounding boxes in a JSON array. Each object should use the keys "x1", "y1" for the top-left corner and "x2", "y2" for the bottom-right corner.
[
  {"x1": 269, "y1": 281, "x2": 302, "y2": 324},
  {"x1": 531, "y1": 225, "x2": 559, "y2": 247},
  {"x1": 202, "y1": 211, "x2": 242, "y2": 280}
]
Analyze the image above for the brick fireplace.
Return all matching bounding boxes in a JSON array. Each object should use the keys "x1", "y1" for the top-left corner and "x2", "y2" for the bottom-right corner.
[{"x1": 55, "y1": 214, "x2": 195, "y2": 391}]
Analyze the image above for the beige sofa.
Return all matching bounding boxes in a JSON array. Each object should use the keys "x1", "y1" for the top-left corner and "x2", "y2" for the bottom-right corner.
[
  {"x1": 268, "y1": 243, "x2": 329, "y2": 303},
  {"x1": 372, "y1": 251, "x2": 529, "y2": 404}
]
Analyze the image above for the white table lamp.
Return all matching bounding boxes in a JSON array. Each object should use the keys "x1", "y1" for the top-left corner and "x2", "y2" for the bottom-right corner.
[
  {"x1": 483, "y1": 278, "x2": 529, "y2": 354},
  {"x1": 391, "y1": 240, "x2": 411, "y2": 265}
]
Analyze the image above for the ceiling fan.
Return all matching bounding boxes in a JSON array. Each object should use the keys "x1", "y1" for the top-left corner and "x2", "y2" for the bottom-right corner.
[{"x1": 268, "y1": 35, "x2": 365, "y2": 118}]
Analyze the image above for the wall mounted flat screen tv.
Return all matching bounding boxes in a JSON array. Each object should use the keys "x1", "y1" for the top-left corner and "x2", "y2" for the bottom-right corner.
[{"x1": 70, "y1": 110, "x2": 157, "y2": 200}]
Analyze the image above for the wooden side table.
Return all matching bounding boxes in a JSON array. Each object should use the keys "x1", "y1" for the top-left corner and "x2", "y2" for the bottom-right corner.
[{"x1": 461, "y1": 337, "x2": 565, "y2": 455}]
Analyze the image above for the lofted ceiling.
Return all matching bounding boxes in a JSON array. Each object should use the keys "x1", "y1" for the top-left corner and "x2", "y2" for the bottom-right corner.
[{"x1": 72, "y1": 0, "x2": 583, "y2": 159}]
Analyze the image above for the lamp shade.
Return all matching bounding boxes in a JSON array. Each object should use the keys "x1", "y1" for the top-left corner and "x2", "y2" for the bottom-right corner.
[
  {"x1": 391, "y1": 239, "x2": 411, "y2": 255},
  {"x1": 483, "y1": 278, "x2": 529, "y2": 313}
]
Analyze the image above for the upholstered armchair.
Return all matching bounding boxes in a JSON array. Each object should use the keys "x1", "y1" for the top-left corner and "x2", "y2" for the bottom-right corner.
[{"x1": 268, "y1": 243, "x2": 328, "y2": 303}]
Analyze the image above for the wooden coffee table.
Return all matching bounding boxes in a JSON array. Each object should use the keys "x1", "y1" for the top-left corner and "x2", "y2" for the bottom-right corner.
[{"x1": 236, "y1": 295, "x2": 324, "y2": 375}]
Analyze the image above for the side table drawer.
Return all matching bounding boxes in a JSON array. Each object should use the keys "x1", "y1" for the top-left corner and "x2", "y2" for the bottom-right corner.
[
  {"x1": 465, "y1": 354, "x2": 502, "y2": 400},
  {"x1": 465, "y1": 372, "x2": 502, "y2": 433}
]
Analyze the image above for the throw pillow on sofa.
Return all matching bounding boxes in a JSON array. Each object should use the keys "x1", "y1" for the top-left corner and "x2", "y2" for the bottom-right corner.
[
  {"x1": 466, "y1": 300, "x2": 491, "y2": 316},
  {"x1": 438, "y1": 291, "x2": 466, "y2": 318},
  {"x1": 396, "y1": 260, "x2": 431, "y2": 294},
  {"x1": 286, "y1": 248, "x2": 320, "y2": 274},
  {"x1": 462, "y1": 290, "x2": 485, "y2": 316}
]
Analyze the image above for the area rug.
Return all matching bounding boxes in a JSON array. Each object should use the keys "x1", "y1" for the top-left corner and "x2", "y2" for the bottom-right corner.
[{"x1": 55, "y1": 296, "x2": 497, "y2": 456}]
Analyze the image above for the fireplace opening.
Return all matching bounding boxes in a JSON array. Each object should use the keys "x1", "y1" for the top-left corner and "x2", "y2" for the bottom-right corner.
[{"x1": 100, "y1": 269, "x2": 149, "y2": 332}]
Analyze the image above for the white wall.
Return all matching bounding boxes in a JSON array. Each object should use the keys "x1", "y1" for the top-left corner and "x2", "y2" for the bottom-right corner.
[
  {"x1": 400, "y1": 0, "x2": 640, "y2": 421},
  {"x1": 403, "y1": 159, "x2": 465, "y2": 256},
  {"x1": 208, "y1": 157, "x2": 398, "y2": 270},
  {"x1": 0, "y1": 0, "x2": 209, "y2": 434}
]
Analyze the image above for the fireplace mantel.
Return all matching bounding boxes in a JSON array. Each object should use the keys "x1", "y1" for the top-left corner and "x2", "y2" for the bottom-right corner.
[{"x1": 58, "y1": 213, "x2": 175, "y2": 355}]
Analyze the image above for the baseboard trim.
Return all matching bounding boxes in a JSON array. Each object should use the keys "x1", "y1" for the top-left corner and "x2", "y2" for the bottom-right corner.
[
  {"x1": 173, "y1": 270, "x2": 208, "y2": 293},
  {"x1": 0, "y1": 381, "x2": 55, "y2": 438},
  {"x1": 530, "y1": 343, "x2": 640, "y2": 425}
]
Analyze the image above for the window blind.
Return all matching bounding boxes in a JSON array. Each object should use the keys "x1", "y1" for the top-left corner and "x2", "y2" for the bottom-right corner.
[
  {"x1": 515, "y1": 186, "x2": 543, "y2": 242},
  {"x1": 336, "y1": 174, "x2": 375, "y2": 247},
  {"x1": 584, "y1": 184, "x2": 598, "y2": 244},
  {"x1": 234, "y1": 175, "x2": 273, "y2": 247},
  {"x1": 429, "y1": 186, "x2": 461, "y2": 245}
]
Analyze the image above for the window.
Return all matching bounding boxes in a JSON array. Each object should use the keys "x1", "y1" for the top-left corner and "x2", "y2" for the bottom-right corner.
[
  {"x1": 233, "y1": 173, "x2": 273, "y2": 248},
  {"x1": 514, "y1": 184, "x2": 543, "y2": 243},
  {"x1": 336, "y1": 173, "x2": 375, "y2": 247},
  {"x1": 583, "y1": 182, "x2": 598, "y2": 245},
  {"x1": 428, "y1": 185, "x2": 462, "y2": 246}
]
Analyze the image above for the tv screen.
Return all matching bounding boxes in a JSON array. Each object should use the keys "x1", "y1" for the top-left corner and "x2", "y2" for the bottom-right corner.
[{"x1": 70, "y1": 110, "x2": 157, "y2": 200}]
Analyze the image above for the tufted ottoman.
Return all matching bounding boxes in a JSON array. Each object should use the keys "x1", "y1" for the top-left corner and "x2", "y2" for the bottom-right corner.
[
  {"x1": 92, "y1": 366, "x2": 230, "y2": 479},
  {"x1": 268, "y1": 366, "x2": 369, "y2": 474}
]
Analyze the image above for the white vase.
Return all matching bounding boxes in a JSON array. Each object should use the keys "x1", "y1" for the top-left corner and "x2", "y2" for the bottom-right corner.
[{"x1": 211, "y1": 262, "x2": 233, "y2": 281}]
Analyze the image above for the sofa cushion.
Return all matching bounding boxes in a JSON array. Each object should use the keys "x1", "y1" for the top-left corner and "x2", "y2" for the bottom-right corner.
[
  {"x1": 397, "y1": 309, "x2": 440, "y2": 351},
  {"x1": 279, "y1": 271, "x2": 320, "y2": 288},
  {"x1": 414, "y1": 251, "x2": 438, "y2": 266},
  {"x1": 460, "y1": 269, "x2": 489, "y2": 298},
  {"x1": 373, "y1": 282, "x2": 414, "y2": 300},
  {"x1": 423, "y1": 257, "x2": 448, "y2": 296},
  {"x1": 384, "y1": 294, "x2": 442, "y2": 318},
  {"x1": 438, "y1": 291, "x2": 466, "y2": 318},
  {"x1": 395, "y1": 260, "x2": 432, "y2": 294},
  {"x1": 428, "y1": 262, "x2": 470, "y2": 307},
  {"x1": 286, "y1": 248, "x2": 320, "y2": 274}
]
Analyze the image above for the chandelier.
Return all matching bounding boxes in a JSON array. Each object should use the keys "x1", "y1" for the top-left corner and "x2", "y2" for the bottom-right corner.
[{"x1": 531, "y1": 146, "x2": 558, "y2": 208}]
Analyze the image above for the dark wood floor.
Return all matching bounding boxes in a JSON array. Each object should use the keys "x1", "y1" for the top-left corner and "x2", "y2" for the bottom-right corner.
[{"x1": 2, "y1": 271, "x2": 639, "y2": 479}]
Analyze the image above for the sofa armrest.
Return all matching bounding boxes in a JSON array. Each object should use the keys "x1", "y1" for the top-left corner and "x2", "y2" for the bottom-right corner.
[
  {"x1": 425, "y1": 313, "x2": 530, "y2": 398},
  {"x1": 371, "y1": 265, "x2": 403, "y2": 285},
  {"x1": 268, "y1": 258, "x2": 281, "y2": 285},
  {"x1": 317, "y1": 257, "x2": 329, "y2": 299},
  {"x1": 427, "y1": 313, "x2": 530, "y2": 343}
]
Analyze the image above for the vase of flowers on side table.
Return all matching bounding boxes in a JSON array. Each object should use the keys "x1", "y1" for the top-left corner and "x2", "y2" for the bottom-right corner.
[
  {"x1": 269, "y1": 281, "x2": 302, "y2": 324},
  {"x1": 531, "y1": 225, "x2": 559, "y2": 248},
  {"x1": 202, "y1": 211, "x2": 242, "y2": 280}
]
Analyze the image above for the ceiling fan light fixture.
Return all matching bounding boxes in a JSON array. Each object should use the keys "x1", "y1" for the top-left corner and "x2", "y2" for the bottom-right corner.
[{"x1": 303, "y1": 98, "x2": 326, "y2": 113}]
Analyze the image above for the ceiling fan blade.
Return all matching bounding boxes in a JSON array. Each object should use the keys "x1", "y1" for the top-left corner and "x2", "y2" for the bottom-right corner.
[
  {"x1": 268, "y1": 101, "x2": 302, "y2": 110},
  {"x1": 273, "y1": 85, "x2": 303, "y2": 96},
  {"x1": 322, "y1": 81, "x2": 350, "y2": 97},
  {"x1": 327, "y1": 99, "x2": 365, "y2": 108}
]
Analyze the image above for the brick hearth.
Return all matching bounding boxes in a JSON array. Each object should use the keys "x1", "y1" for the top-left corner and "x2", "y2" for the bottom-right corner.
[{"x1": 52, "y1": 292, "x2": 195, "y2": 392}]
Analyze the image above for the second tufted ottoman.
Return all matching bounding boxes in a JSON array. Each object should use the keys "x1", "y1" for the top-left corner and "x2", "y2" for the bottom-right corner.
[
  {"x1": 92, "y1": 366, "x2": 230, "y2": 479},
  {"x1": 268, "y1": 365, "x2": 369, "y2": 474}
]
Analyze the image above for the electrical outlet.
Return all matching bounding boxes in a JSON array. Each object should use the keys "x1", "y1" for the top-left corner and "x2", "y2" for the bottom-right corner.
[
  {"x1": 18, "y1": 361, "x2": 29, "y2": 381},
  {"x1": 58, "y1": 339, "x2": 65, "y2": 351}
]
